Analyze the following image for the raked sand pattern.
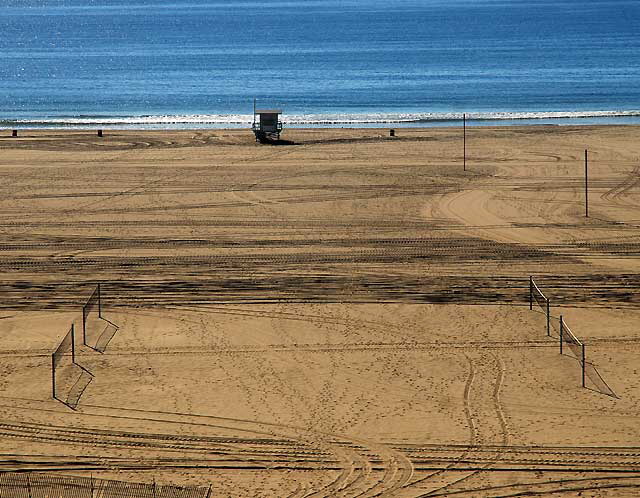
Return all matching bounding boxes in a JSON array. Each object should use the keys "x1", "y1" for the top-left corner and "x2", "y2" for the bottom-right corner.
[{"x1": 0, "y1": 126, "x2": 639, "y2": 496}]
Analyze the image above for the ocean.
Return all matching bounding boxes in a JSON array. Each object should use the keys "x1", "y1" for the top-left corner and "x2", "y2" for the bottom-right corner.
[{"x1": 1, "y1": 0, "x2": 639, "y2": 128}]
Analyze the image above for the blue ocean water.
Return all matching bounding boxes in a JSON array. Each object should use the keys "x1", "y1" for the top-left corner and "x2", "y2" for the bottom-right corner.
[{"x1": 1, "y1": 0, "x2": 639, "y2": 128}]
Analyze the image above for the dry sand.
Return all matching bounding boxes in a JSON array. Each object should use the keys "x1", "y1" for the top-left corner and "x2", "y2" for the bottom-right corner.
[{"x1": 0, "y1": 126, "x2": 639, "y2": 496}]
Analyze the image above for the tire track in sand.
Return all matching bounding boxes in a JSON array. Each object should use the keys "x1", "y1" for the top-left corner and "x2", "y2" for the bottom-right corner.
[{"x1": 405, "y1": 351, "x2": 510, "y2": 496}]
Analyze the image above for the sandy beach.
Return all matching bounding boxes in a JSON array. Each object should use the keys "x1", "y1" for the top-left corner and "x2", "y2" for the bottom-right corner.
[{"x1": 0, "y1": 126, "x2": 639, "y2": 496}]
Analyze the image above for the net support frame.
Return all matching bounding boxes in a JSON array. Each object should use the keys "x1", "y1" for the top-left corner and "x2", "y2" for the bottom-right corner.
[
  {"x1": 51, "y1": 353, "x2": 56, "y2": 400},
  {"x1": 51, "y1": 324, "x2": 76, "y2": 402},
  {"x1": 82, "y1": 283, "x2": 102, "y2": 347},
  {"x1": 529, "y1": 276, "x2": 533, "y2": 310},
  {"x1": 530, "y1": 277, "x2": 550, "y2": 337},
  {"x1": 71, "y1": 323, "x2": 75, "y2": 362},
  {"x1": 559, "y1": 315, "x2": 587, "y2": 389},
  {"x1": 555, "y1": 305, "x2": 613, "y2": 396},
  {"x1": 560, "y1": 315, "x2": 563, "y2": 354}
]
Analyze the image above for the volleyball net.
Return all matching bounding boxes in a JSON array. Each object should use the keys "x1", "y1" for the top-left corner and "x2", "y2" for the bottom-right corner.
[
  {"x1": 51, "y1": 324, "x2": 93, "y2": 409},
  {"x1": 529, "y1": 276, "x2": 617, "y2": 397},
  {"x1": 529, "y1": 276, "x2": 550, "y2": 336},
  {"x1": 82, "y1": 283, "x2": 118, "y2": 352},
  {"x1": 559, "y1": 316, "x2": 617, "y2": 397}
]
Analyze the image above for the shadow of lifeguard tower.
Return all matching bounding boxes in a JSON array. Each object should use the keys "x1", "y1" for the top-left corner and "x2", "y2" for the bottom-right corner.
[{"x1": 252, "y1": 108, "x2": 283, "y2": 143}]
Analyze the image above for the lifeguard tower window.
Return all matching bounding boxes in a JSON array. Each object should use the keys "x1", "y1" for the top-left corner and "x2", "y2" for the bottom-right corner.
[{"x1": 253, "y1": 109, "x2": 283, "y2": 143}]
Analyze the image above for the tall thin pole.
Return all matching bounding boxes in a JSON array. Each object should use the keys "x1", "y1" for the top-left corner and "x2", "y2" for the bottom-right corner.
[
  {"x1": 71, "y1": 323, "x2": 75, "y2": 364},
  {"x1": 582, "y1": 343, "x2": 586, "y2": 388},
  {"x1": 529, "y1": 276, "x2": 533, "y2": 310},
  {"x1": 52, "y1": 354, "x2": 56, "y2": 399},
  {"x1": 559, "y1": 316, "x2": 563, "y2": 354},
  {"x1": 584, "y1": 149, "x2": 589, "y2": 218},
  {"x1": 253, "y1": 98, "x2": 256, "y2": 127},
  {"x1": 463, "y1": 113, "x2": 466, "y2": 171},
  {"x1": 98, "y1": 282, "x2": 102, "y2": 318}
]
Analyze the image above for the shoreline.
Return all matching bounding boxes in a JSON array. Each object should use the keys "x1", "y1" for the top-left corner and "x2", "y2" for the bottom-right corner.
[
  {"x1": 1, "y1": 123, "x2": 640, "y2": 138},
  {"x1": 2, "y1": 110, "x2": 640, "y2": 131}
]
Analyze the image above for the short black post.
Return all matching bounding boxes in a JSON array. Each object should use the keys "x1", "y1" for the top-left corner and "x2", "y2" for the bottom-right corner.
[
  {"x1": 52, "y1": 353, "x2": 56, "y2": 399},
  {"x1": 529, "y1": 276, "x2": 533, "y2": 310},
  {"x1": 12, "y1": 129, "x2": 18, "y2": 137},
  {"x1": 389, "y1": 129, "x2": 395, "y2": 137},
  {"x1": 582, "y1": 343, "x2": 586, "y2": 388},
  {"x1": 559, "y1": 315, "x2": 563, "y2": 354},
  {"x1": 97, "y1": 129, "x2": 103, "y2": 137},
  {"x1": 463, "y1": 113, "x2": 466, "y2": 171},
  {"x1": 546, "y1": 299, "x2": 550, "y2": 337},
  {"x1": 584, "y1": 149, "x2": 589, "y2": 218}
]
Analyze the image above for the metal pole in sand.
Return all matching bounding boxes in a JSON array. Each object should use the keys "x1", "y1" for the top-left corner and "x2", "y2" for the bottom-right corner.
[
  {"x1": 463, "y1": 113, "x2": 466, "y2": 171},
  {"x1": 52, "y1": 354, "x2": 56, "y2": 399},
  {"x1": 585, "y1": 149, "x2": 589, "y2": 218},
  {"x1": 71, "y1": 323, "x2": 75, "y2": 364}
]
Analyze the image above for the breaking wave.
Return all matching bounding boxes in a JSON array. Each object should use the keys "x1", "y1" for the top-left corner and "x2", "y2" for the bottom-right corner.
[{"x1": 2, "y1": 110, "x2": 640, "y2": 128}]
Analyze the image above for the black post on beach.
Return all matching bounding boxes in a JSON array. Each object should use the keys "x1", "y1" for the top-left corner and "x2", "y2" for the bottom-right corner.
[
  {"x1": 12, "y1": 129, "x2": 18, "y2": 137},
  {"x1": 463, "y1": 113, "x2": 466, "y2": 171},
  {"x1": 584, "y1": 149, "x2": 589, "y2": 218}
]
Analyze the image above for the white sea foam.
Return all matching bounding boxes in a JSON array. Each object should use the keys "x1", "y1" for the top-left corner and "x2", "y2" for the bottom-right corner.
[{"x1": 3, "y1": 110, "x2": 640, "y2": 128}]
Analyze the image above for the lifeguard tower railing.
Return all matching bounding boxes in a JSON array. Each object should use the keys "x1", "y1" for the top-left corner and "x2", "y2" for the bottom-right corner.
[{"x1": 251, "y1": 120, "x2": 283, "y2": 133}]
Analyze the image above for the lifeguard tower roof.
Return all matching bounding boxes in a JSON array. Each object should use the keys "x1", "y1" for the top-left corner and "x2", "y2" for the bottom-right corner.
[{"x1": 255, "y1": 109, "x2": 282, "y2": 115}]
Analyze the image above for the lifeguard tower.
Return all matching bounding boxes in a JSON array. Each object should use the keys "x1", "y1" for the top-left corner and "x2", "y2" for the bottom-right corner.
[{"x1": 252, "y1": 109, "x2": 283, "y2": 143}]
